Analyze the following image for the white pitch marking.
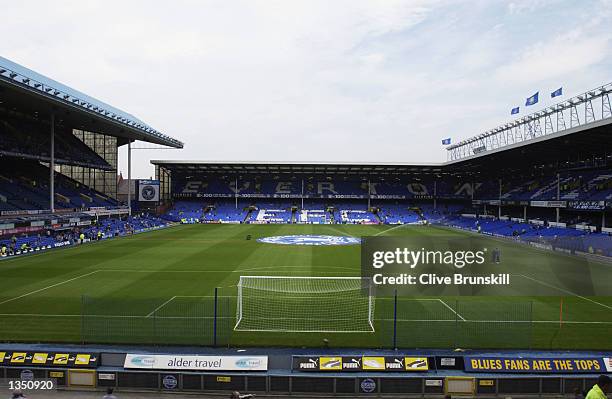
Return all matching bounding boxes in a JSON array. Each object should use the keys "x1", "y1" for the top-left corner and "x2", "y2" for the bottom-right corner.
[
  {"x1": 0, "y1": 313, "x2": 609, "y2": 324},
  {"x1": 146, "y1": 296, "x2": 177, "y2": 318},
  {"x1": 173, "y1": 295, "x2": 235, "y2": 298},
  {"x1": 438, "y1": 299, "x2": 467, "y2": 321},
  {"x1": 0, "y1": 270, "x2": 100, "y2": 306},
  {"x1": 324, "y1": 225, "x2": 359, "y2": 239},
  {"x1": 96, "y1": 265, "x2": 357, "y2": 273},
  {"x1": 386, "y1": 318, "x2": 612, "y2": 324},
  {"x1": 517, "y1": 273, "x2": 612, "y2": 312},
  {"x1": 373, "y1": 224, "x2": 409, "y2": 236}
]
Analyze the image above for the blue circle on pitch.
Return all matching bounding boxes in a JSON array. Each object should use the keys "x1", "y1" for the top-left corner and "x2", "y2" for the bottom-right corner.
[{"x1": 257, "y1": 235, "x2": 361, "y2": 246}]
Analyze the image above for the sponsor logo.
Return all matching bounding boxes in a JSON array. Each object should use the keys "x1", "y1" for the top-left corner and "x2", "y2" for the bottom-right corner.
[
  {"x1": 11, "y1": 353, "x2": 27, "y2": 363},
  {"x1": 129, "y1": 356, "x2": 156, "y2": 367},
  {"x1": 162, "y1": 375, "x2": 178, "y2": 389},
  {"x1": 293, "y1": 355, "x2": 431, "y2": 372},
  {"x1": 32, "y1": 353, "x2": 49, "y2": 364},
  {"x1": 604, "y1": 358, "x2": 612, "y2": 372},
  {"x1": 125, "y1": 354, "x2": 267, "y2": 371},
  {"x1": 0, "y1": 351, "x2": 97, "y2": 368},
  {"x1": 53, "y1": 354, "x2": 69, "y2": 365},
  {"x1": 363, "y1": 357, "x2": 385, "y2": 370},
  {"x1": 75, "y1": 354, "x2": 91, "y2": 365},
  {"x1": 298, "y1": 358, "x2": 319, "y2": 369},
  {"x1": 320, "y1": 357, "x2": 342, "y2": 370},
  {"x1": 405, "y1": 357, "x2": 428, "y2": 371},
  {"x1": 343, "y1": 358, "x2": 362, "y2": 370},
  {"x1": 234, "y1": 358, "x2": 263, "y2": 369},
  {"x1": 360, "y1": 378, "x2": 376, "y2": 393},
  {"x1": 385, "y1": 357, "x2": 405, "y2": 370},
  {"x1": 258, "y1": 235, "x2": 360, "y2": 246}
]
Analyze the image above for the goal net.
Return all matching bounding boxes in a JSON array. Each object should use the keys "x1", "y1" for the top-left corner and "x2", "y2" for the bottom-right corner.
[{"x1": 235, "y1": 276, "x2": 375, "y2": 332}]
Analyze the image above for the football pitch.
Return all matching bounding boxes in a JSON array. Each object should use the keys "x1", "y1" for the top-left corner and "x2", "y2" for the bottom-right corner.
[{"x1": 0, "y1": 223, "x2": 611, "y2": 350}]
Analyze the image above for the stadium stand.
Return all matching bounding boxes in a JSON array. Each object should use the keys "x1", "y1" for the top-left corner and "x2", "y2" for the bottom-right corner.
[
  {"x1": 158, "y1": 163, "x2": 612, "y2": 259},
  {"x1": 251, "y1": 201, "x2": 293, "y2": 223},
  {"x1": 0, "y1": 159, "x2": 117, "y2": 210},
  {"x1": 0, "y1": 55, "x2": 182, "y2": 261},
  {"x1": 0, "y1": 214, "x2": 168, "y2": 257},
  {"x1": 439, "y1": 214, "x2": 612, "y2": 257},
  {"x1": 0, "y1": 110, "x2": 112, "y2": 170},
  {"x1": 169, "y1": 171, "x2": 612, "y2": 204}
]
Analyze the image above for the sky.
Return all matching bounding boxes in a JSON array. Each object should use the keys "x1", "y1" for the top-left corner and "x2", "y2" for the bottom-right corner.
[{"x1": 1, "y1": 0, "x2": 611, "y2": 178}]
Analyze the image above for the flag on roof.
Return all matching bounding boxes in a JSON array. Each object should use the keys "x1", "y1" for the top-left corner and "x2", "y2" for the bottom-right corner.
[{"x1": 525, "y1": 92, "x2": 539, "y2": 106}]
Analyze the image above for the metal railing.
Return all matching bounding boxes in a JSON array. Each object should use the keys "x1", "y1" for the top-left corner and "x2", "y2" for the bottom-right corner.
[{"x1": 447, "y1": 82, "x2": 612, "y2": 161}]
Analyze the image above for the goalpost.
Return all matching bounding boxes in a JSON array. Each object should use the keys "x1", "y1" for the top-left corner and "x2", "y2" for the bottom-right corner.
[{"x1": 235, "y1": 276, "x2": 375, "y2": 333}]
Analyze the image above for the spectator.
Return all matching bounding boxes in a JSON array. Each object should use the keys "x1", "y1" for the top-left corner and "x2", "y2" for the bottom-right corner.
[
  {"x1": 103, "y1": 387, "x2": 118, "y2": 399},
  {"x1": 586, "y1": 375, "x2": 610, "y2": 399},
  {"x1": 230, "y1": 392, "x2": 254, "y2": 399},
  {"x1": 11, "y1": 390, "x2": 26, "y2": 399}
]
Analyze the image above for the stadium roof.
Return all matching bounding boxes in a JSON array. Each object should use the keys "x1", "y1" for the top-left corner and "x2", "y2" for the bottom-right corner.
[
  {"x1": 151, "y1": 160, "x2": 447, "y2": 177},
  {"x1": 447, "y1": 118, "x2": 612, "y2": 175},
  {"x1": 446, "y1": 82, "x2": 612, "y2": 162},
  {"x1": 153, "y1": 118, "x2": 610, "y2": 178},
  {"x1": 0, "y1": 56, "x2": 182, "y2": 148}
]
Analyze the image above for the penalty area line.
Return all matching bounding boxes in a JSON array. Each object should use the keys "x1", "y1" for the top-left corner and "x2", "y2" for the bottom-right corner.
[
  {"x1": 380, "y1": 318, "x2": 612, "y2": 324},
  {"x1": 0, "y1": 313, "x2": 233, "y2": 319},
  {"x1": 516, "y1": 273, "x2": 612, "y2": 312},
  {"x1": 438, "y1": 299, "x2": 467, "y2": 321},
  {"x1": 0, "y1": 270, "x2": 100, "y2": 307},
  {"x1": 146, "y1": 296, "x2": 177, "y2": 318},
  {"x1": 96, "y1": 265, "x2": 358, "y2": 273},
  {"x1": 373, "y1": 224, "x2": 409, "y2": 236}
]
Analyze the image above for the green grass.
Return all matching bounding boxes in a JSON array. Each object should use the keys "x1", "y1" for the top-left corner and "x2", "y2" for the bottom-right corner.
[{"x1": 0, "y1": 223, "x2": 611, "y2": 350}]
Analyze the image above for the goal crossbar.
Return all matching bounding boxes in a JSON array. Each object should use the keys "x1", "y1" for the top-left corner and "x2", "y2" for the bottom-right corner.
[{"x1": 239, "y1": 276, "x2": 365, "y2": 279}]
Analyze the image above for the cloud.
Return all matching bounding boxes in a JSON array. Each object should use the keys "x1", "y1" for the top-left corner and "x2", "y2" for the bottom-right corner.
[
  {"x1": 506, "y1": 0, "x2": 561, "y2": 15},
  {"x1": 0, "y1": 0, "x2": 610, "y2": 177},
  {"x1": 494, "y1": 29, "x2": 611, "y2": 85}
]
